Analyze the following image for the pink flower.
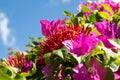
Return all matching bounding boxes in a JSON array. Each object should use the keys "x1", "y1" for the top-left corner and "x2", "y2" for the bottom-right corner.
[
  {"x1": 79, "y1": 0, "x2": 119, "y2": 14},
  {"x1": 79, "y1": 2, "x2": 98, "y2": 12},
  {"x1": 102, "y1": 0, "x2": 119, "y2": 11},
  {"x1": 84, "y1": 12, "x2": 91, "y2": 18},
  {"x1": 73, "y1": 58, "x2": 108, "y2": 80},
  {"x1": 114, "y1": 67, "x2": 120, "y2": 80},
  {"x1": 42, "y1": 64, "x2": 52, "y2": 80},
  {"x1": 95, "y1": 20, "x2": 115, "y2": 38},
  {"x1": 63, "y1": 32, "x2": 99, "y2": 56},
  {"x1": 94, "y1": 20, "x2": 117, "y2": 48},
  {"x1": 20, "y1": 59, "x2": 33, "y2": 72},
  {"x1": 40, "y1": 19, "x2": 65, "y2": 36}
]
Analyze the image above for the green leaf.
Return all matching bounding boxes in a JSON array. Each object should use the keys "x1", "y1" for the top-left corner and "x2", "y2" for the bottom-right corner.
[
  {"x1": 64, "y1": 74, "x2": 71, "y2": 80},
  {"x1": 28, "y1": 53, "x2": 37, "y2": 62},
  {"x1": 76, "y1": 12, "x2": 84, "y2": 17},
  {"x1": 29, "y1": 37, "x2": 35, "y2": 41},
  {"x1": 43, "y1": 53, "x2": 52, "y2": 64},
  {"x1": 113, "y1": 11, "x2": 120, "y2": 21},
  {"x1": 72, "y1": 17, "x2": 78, "y2": 25},
  {"x1": 0, "y1": 65, "x2": 12, "y2": 76},
  {"x1": 61, "y1": 47, "x2": 68, "y2": 54},
  {"x1": 68, "y1": 55, "x2": 80, "y2": 66},
  {"x1": 64, "y1": 11, "x2": 74, "y2": 19},
  {"x1": 109, "y1": 62, "x2": 119, "y2": 72},
  {"x1": 117, "y1": 21, "x2": 120, "y2": 26},
  {"x1": 98, "y1": 12, "x2": 111, "y2": 20},
  {"x1": 92, "y1": 27, "x2": 101, "y2": 35},
  {"x1": 89, "y1": 14, "x2": 97, "y2": 23},
  {"x1": 0, "y1": 69, "x2": 13, "y2": 80},
  {"x1": 90, "y1": 43, "x2": 105, "y2": 59},
  {"x1": 115, "y1": 53, "x2": 120, "y2": 65},
  {"x1": 90, "y1": 44, "x2": 119, "y2": 72},
  {"x1": 101, "y1": 47, "x2": 119, "y2": 72},
  {"x1": 53, "y1": 49, "x2": 64, "y2": 59},
  {"x1": 108, "y1": 39, "x2": 120, "y2": 48},
  {"x1": 105, "y1": 68, "x2": 114, "y2": 80},
  {"x1": 81, "y1": 5, "x2": 92, "y2": 12},
  {"x1": 61, "y1": 46, "x2": 68, "y2": 59},
  {"x1": 20, "y1": 72, "x2": 30, "y2": 77},
  {"x1": 102, "y1": 3, "x2": 113, "y2": 14},
  {"x1": 15, "y1": 74, "x2": 26, "y2": 80},
  {"x1": 72, "y1": 54, "x2": 81, "y2": 64},
  {"x1": 0, "y1": 65, "x2": 18, "y2": 78}
]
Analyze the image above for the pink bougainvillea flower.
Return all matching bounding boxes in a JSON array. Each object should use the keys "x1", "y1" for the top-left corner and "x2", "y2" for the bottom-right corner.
[
  {"x1": 40, "y1": 20, "x2": 51, "y2": 36},
  {"x1": 101, "y1": 0, "x2": 119, "y2": 11},
  {"x1": 114, "y1": 24, "x2": 120, "y2": 39},
  {"x1": 72, "y1": 58, "x2": 108, "y2": 80},
  {"x1": 94, "y1": 20, "x2": 117, "y2": 48},
  {"x1": 42, "y1": 64, "x2": 52, "y2": 80},
  {"x1": 79, "y1": 2, "x2": 98, "y2": 12},
  {"x1": 84, "y1": 12, "x2": 91, "y2": 18},
  {"x1": 95, "y1": 20, "x2": 115, "y2": 38},
  {"x1": 79, "y1": 0, "x2": 118, "y2": 16},
  {"x1": 73, "y1": 64, "x2": 90, "y2": 80},
  {"x1": 63, "y1": 32, "x2": 99, "y2": 56},
  {"x1": 40, "y1": 19, "x2": 65, "y2": 36},
  {"x1": 114, "y1": 67, "x2": 120, "y2": 80}
]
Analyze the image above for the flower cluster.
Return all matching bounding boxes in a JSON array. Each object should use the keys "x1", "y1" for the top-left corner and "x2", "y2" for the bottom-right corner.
[{"x1": 0, "y1": 0, "x2": 120, "y2": 80}]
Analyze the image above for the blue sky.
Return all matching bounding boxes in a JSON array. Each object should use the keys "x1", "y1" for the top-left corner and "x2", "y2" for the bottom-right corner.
[{"x1": 0, "y1": 0, "x2": 86, "y2": 58}]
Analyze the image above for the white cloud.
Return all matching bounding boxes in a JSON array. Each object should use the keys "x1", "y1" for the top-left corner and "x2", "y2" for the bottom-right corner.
[
  {"x1": 0, "y1": 13, "x2": 16, "y2": 47},
  {"x1": 61, "y1": 0, "x2": 71, "y2": 3}
]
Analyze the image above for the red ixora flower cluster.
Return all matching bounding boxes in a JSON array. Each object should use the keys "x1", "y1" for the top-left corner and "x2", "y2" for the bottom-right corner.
[
  {"x1": 36, "y1": 20, "x2": 91, "y2": 65},
  {"x1": 5, "y1": 53, "x2": 32, "y2": 73},
  {"x1": 40, "y1": 20, "x2": 91, "y2": 54}
]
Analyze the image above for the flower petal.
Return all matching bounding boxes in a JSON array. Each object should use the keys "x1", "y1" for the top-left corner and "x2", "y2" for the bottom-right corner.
[
  {"x1": 40, "y1": 20, "x2": 51, "y2": 36},
  {"x1": 63, "y1": 33, "x2": 99, "y2": 56}
]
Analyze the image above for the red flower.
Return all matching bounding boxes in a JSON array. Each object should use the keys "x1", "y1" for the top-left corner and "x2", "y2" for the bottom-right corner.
[
  {"x1": 40, "y1": 26, "x2": 90, "y2": 54},
  {"x1": 7, "y1": 53, "x2": 32, "y2": 73},
  {"x1": 38, "y1": 19, "x2": 92, "y2": 66}
]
